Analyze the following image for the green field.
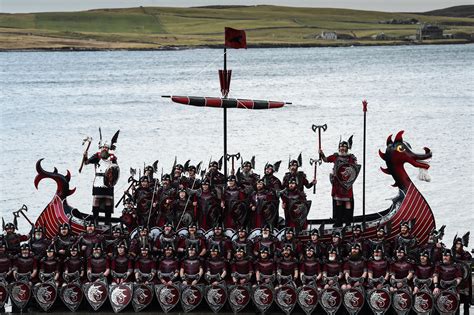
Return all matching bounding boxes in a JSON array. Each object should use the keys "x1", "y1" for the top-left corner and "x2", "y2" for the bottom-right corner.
[{"x1": 0, "y1": 5, "x2": 473, "y2": 50}]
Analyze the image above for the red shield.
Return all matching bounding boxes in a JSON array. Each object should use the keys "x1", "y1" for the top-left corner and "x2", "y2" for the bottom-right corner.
[
  {"x1": 343, "y1": 287, "x2": 365, "y2": 314},
  {"x1": 205, "y1": 284, "x2": 227, "y2": 313},
  {"x1": 228, "y1": 285, "x2": 251, "y2": 313},
  {"x1": 276, "y1": 285, "x2": 297, "y2": 315},
  {"x1": 156, "y1": 283, "x2": 180, "y2": 313},
  {"x1": 393, "y1": 289, "x2": 412, "y2": 314},
  {"x1": 0, "y1": 282, "x2": 8, "y2": 308},
  {"x1": 297, "y1": 285, "x2": 319, "y2": 315},
  {"x1": 413, "y1": 290, "x2": 434, "y2": 314},
  {"x1": 9, "y1": 281, "x2": 31, "y2": 310},
  {"x1": 109, "y1": 283, "x2": 133, "y2": 313},
  {"x1": 34, "y1": 282, "x2": 57, "y2": 311},
  {"x1": 60, "y1": 283, "x2": 83, "y2": 312},
  {"x1": 132, "y1": 284, "x2": 153, "y2": 312},
  {"x1": 335, "y1": 162, "x2": 361, "y2": 190},
  {"x1": 435, "y1": 290, "x2": 459, "y2": 314},
  {"x1": 320, "y1": 287, "x2": 342, "y2": 315},
  {"x1": 181, "y1": 285, "x2": 203, "y2": 312},
  {"x1": 104, "y1": 164, "x2": 120, "y2": 187},
  {"x1": 84, "y1": 281, "x2": 108, "y2": 311},
  {"x1": 252, "y1": 284, "x2": 274, "y2": 313},
  {"x1": 368, "y1": 288, "x2": 391, "y2": 314}
]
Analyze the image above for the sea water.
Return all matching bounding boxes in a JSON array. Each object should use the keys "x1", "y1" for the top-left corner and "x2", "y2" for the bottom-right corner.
[{"x1": 1, "y1": 45, "x2": 473, "y2": 243}]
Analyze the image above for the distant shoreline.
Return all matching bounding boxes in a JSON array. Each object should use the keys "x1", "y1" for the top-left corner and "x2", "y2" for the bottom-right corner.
[{"x1": 1, "y1": 39, "x2": 472, "y2": 52}]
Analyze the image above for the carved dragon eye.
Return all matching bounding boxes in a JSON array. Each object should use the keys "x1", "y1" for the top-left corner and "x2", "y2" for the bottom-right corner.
[{"x1": 396, "y1": 144, "x2": 405, "y2": 152}]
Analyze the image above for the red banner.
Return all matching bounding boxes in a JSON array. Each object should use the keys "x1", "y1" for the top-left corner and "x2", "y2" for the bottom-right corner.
[{"x1": 225, "y1": 27, "x2": 247, "y2": 49}]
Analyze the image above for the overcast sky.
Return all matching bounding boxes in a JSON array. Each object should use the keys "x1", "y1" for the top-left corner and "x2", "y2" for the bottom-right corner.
[{"x1": 1, "y1": 0, "x2": 471, "y2": 13}]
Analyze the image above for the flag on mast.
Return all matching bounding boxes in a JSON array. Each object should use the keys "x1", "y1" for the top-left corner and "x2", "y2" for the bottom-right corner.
[{"x1": 225, "y1": 27, "x2": 247, "y2": 49}]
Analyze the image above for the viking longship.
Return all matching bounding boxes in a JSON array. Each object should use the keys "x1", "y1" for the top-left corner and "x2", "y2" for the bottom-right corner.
[{"x1": 34, "y1": 130, "x2": 435, "y2": 243}]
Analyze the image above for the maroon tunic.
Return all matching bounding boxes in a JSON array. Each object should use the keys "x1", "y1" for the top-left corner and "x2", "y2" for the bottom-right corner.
[
  {"x1": 368, "y1": 259, "x2": 389, "y2": 278},
  {"x1": 135, "y1": 257, "x2": 156, "y2": 274},
  {"x1": 389, "y1": 260, "x2": 414, "y2": 279},
  {"x1": 88, "y1": 256, "x2": 109, "y2": 274},
  {"x1": 64, "y1": 257, "x2": 83, "y2": 274},
  {"x1": 324, "y1": 261, "x2": 342, "y2": 278},
  {"x1": 40, "y1": 258, "x2": 59, "y2": 274},
  {"x1": 325, "y1": 153, "x2": 357, "y2": 201},
  {"x1": 300, "y1": 258, "x2": 320, "y2": 277},
  {"x1": 343, "y1": 259, "x2": 366, "y2": 278},
  {"x1": 415, "y1": 264, "x2": 434, "y2": 280},
  {"x1": 181, "y1": 257, "x2": 201, "y2": 278},
  {"x1": 14, "y1": 255, "x2": 37, "y2": 274},
  {"x1": 158, "y1": 257, "x2": 179, "y2": 282},
  {"x1": 231, "y1": 258, "x2": 253, "y2": 275},
  {"x1": 111, "y1": 255, "x2": 132, "y2": 274}
]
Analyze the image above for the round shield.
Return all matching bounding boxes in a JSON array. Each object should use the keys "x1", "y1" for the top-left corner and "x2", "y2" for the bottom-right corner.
[
  {"x1": 9, "y1": 281, "x2": 31, "y2": 310},
  {"x1": 228, "y1": 285, "x2": 251, "y2": 313},
  {"x1": 252, "y1": 284, "x2": 274, "y2": 313},
  {"x1": 392, "y1": 288, "x2": 413, "y2": 314},
  {"x1": 34, "y1": 282, "x2": 57, "y2": 311},
  {"x1": 109, "y1": 283, "x2": 133, "y2": 313},
  {"x1": 156, "y1": 283, "x2": 180, "y2": 313},
  {"x1": 320, "y1": 287, "x2": 342, "y2": 315},
  {"x1": 0, "y1": 282, "x2": 9, "y2": 308},
  {"x1": 413, "y1": 290, "x2": 434, "y2": 314},
  {"x1": 84, "y1": 281, "x2": 108, "y2": 311},
  {"x1": 60, "y1": 283, "x2": 83, "y2": 312},
  {"x1": 205, "y1": 284, "x2": 227, "y2": 313},
  {"x1": 181, "y1": 285, "x2": 203, "y2": 313},
  {"x1": 133, "y1": 283, "x2": 154, "y2": 312},
  {"x1": 104, "y1": 164, "x2": 120, "y2": 187},
  {"x1": 276, "y1": 285, "x2": 297, "y2": 315},
  {"x1": 343, "y1": 287, "x2": 365, "y2": 315},
  {"x1": 367, "y1": 288, "x2": 391, "y2": 314},
  {"x1": 435, "y1": 290, "x2": 459, "y2": 314},
  {"x1": 297, "y1": 285, "x2": 319, "y2": 315},
  {"x1": 335, "y1": 162, "x2": 361, "y2": 190}
]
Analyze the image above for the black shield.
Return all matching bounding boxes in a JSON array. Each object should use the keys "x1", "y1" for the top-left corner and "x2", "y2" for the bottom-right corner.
[
  {"x1": 33, "y1": 282, "x2": 57, "y2": 311},
  {"x1": 275, "y1": 284, "x2": 297, "y2": 315},
  {"x1": 60, "y1": 282, "x2": 83, "y2": 312},
  {"x1": 132, "y1": 283, "x2": 154, "y2": 312},
  {"x1": 205, "y1": 283, "x2": 227, "y2": 313},
  {"x1": 228, "y1": 284, "x2": 251, "y2": 313},
  {"x1": 8, "y1": 281, "x2": 31, "y2": 310},
  {"x1": 109, "y1": 283, "x2": 133, "y2": 313},
  {"x1": 297, "y1": 285, "x2": 319, "y2": 315},
  {"x1": 84, "y1": 281, "x2": 108, "y2": 311}
]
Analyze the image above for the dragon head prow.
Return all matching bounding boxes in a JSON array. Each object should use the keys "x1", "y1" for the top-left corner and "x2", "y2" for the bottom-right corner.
[{"x1": 380, "y1": 131, "x2": 432, "y2": 191}]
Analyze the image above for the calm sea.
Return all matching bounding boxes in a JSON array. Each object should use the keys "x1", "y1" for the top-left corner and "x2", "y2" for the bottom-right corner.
[{"x1": 1, "y1": 45, "x2": 473, "y2": 242}]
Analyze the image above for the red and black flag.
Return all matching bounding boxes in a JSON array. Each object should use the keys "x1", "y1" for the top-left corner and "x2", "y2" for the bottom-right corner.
[{"x1": 225, "y1": 27, "x2": 247, "y2": 49}]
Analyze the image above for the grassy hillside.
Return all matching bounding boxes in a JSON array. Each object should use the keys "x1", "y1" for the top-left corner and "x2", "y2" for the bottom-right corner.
[
  {"x1": 0, "y1": 5, "x2": 473, "y2": 50},
  {"x1": 423, "y1": 5, "x2": 474, "y2": 18}
]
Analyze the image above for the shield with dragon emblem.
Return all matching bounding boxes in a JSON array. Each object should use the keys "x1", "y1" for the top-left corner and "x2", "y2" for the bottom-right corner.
[
  {"x1": 343, "y1": 287, "x2": 365, "y2": 315},
  {"x1": 109, "y1": 283, "x2": 133, "y2": 313},
  {"x1": 60, "y1": 282, "x2": 83, "y2": 312},
  {"x1": 84, "y1": 281, "x2": 108, "y2": 311},
  {"x1": 275, "y1": 284, "x2": 297, "y2": 315},
  {"x1": 132, "y1": 283, "x2": 153, "y2": 312},
  {"x1": 392, "y1": 288, "x2": 413, "y2": 315},
  {"x1": 412, "y1": 289, "x2": 434, "y2": 315},
  {"x1": 205, "y1": 283, "x2": 227, "y2": 313},
  {"x1": 181, "y1": 285, "x2": 203, "y2": 312},
  {"x1": 9, "y1": 281, "x2": 31, "y2": 310},
  {"x1": 252, "y1": 284, "x2": 274, "y2": 313},
  {"x1": 297, "y1": 285, "x2": 318, "y2": 315},
  {"x1": 228, "y1": 285, "x2": 251, "y2": 313},
  {"x1": 0, "y1": 282, "x2": 9, "y2": 308},
  {"x1": 155, "y1": 283, "x2": 180, "y2": 313},
  {"x1": 335, "y1": 162, "x2": 361, "y2": 190},
  {"x1": 435, "y1": 290, "x2": 459, "y2": 314},
  {"x1": 367, "y1": 288, "x2": 391, "y2": 315},
  {"x1": 320, "y1": 287, "x2": 342, "y2": 315},
  {"x1": 33, "y1": 282, "x2": 57, "y2": 311},
  {"x1": 104, "y1": 164, "x2": 120, "y2": 187}
]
